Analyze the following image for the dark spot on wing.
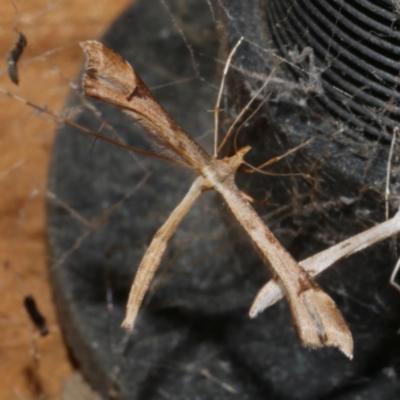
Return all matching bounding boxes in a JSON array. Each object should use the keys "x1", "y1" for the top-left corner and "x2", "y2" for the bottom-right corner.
[
  {"x1": 127, "y1": 79, "x2": 150, "y2": 101},
  {"x1": 297, "y1": 274, "x2": 313, "y2": 296}
]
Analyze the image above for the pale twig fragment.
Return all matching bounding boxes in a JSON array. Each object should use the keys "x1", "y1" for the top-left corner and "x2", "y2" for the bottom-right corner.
[
  {"x1": 250, "y1": 210, "x2": 400, "y2": 317},
  {"x1": 81, "y1": 40, "x2": 353, "y2": 358},
  {"x1": 390, "y1": 256, "x2": 400, "y2": 292},
  {"x1": 200, "y1": 369, "x2": 238, "y2": 394},
  {"x1": 386, "y1": 128, "x2": 398, "y2": 221}
]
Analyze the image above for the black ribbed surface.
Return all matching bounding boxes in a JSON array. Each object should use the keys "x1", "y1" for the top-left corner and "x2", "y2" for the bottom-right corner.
[{"x1": 266, "y1": 0, "x2": 400, "y2": 141}]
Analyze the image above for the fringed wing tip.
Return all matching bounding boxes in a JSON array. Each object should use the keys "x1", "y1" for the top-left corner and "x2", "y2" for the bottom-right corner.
[
  {"x1": 121, "y1": 319, "x2": 134, "y2": 331},
  {"x1": 332, "y1": 335, "x2": 353, "y2": 360},
  {"x1": 298, "y1": 288, "x2": 354, "y2": 359},
  {"x1": 249, "y1": 296, "x2": 267, "y2": 318},
  {"x1": 305, "y1": 331, "x2": 353, "y2": 360},
  {"x1": 249, "y1": 282, "x2": 282, "y2": 318},
  {"x1": 79, "y1": 40, "x2": 98, "y2": 95},
  {"x1": 79, "y1": 40, "x2": 101, "y2": 72},
  {"x1": 79, "y1": 40, "x2": 136, "y2": 101},
  {"x1": 324, "y1": 319, "x2": 353, "y2": 360}
]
